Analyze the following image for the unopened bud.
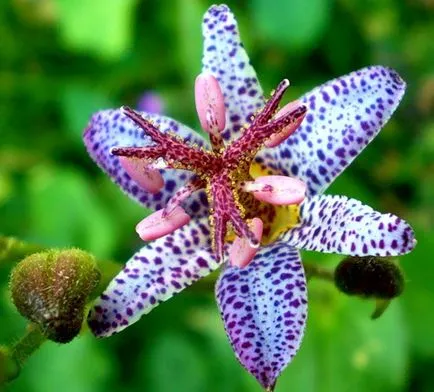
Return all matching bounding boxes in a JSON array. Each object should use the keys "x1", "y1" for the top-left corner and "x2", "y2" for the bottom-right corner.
[
  {"x1": 334, "y1": 256, "x2": 404, "y2": 299},
  {"x1": 10, "y1": 249, "x2": 100, "y2": 343}
]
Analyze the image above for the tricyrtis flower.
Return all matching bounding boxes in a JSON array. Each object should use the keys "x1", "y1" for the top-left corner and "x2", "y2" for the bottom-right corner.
[{"x1": 83, "y1": 4, "x2": 415, "y2": 390}]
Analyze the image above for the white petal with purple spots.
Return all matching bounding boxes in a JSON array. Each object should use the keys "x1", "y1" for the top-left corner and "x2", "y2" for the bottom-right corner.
[
  {"x1": 84, "y1": 109, "x2": 210, "y2": 216},
  {"x1": 282, "y1": 195, "x2": 416, "y2": 256},
  {"x1": 88, "y1": 218, "x2": 219, "y2": 337},
  {"x1": 262, "y1": 66, "x2": 406, "y2": 196},
  {"x1": 216, "y1": 243, "x2": 307, "y2": 390},
  {"x1": 202, "y1": 5, "x2": 265, "y2": 142}
]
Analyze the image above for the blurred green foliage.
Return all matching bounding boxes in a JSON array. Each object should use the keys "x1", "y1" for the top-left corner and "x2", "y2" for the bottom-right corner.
[{"x1": 0, "y1": 0, "x2": 433, "y2": 391}]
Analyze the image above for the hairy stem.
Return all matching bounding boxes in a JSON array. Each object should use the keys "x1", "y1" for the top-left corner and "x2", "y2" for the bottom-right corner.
[
  {"x1": 10, "y1": 324, "x2": 46, "y2": 367},
  {"x1": 1, "y1": 323, "x2": 47, "y2": 383}
]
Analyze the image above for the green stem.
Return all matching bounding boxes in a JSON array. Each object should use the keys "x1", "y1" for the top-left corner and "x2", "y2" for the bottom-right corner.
[
  {"x1": 10, "y1": 324, "x2": 46, "y2": 367},
  {"x1": 2, "y1": 324, "x2": 46, "y2": 383}
]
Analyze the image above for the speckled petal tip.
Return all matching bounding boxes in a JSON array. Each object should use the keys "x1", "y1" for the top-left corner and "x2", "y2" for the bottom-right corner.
[
  {"x1": 202, "y1": 4, "x2": 265, "y2": 142},
  {"x1": 216, "y1": 244, "x2": 307, "y2": 390},
  {"x1": 88, "y1": 218, "x2": 219, "y2": 337},
  {"x1": 283, "y1": 195, "x2": 416, "y2": 256},
  {"x1": 264, "y1": 66, "x2": 406, "y2": 196},
  {"x1": 83, "y1": 109, "x2": 210, "y2": 216}
]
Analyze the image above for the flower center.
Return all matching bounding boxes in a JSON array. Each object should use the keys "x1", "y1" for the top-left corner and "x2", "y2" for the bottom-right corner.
[{"x1": 111, "y1": 74, "x2": 307, "y2": 266}]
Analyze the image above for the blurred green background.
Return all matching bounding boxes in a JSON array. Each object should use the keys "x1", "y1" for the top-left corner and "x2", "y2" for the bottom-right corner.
[{"x1": 1, "y1": 0, "x2": 434, "y2": 391}]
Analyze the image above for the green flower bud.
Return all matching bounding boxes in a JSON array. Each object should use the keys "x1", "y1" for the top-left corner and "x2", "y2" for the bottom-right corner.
[
  {"x1": 334, "y1": 256, "x2": 404, "y2": 299},
  {"x1": 10, "y1": 249, "x2": 100, "y2": 343}
]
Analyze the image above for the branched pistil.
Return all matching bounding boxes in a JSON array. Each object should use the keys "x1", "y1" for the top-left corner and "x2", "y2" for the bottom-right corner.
[{"x1": 111, "y1": 74, "x2": 307, "y2": 266}]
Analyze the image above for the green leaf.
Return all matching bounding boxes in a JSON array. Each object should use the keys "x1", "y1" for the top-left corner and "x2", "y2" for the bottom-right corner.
[
  {"x1": 54, "y1": 0, "x2": 137, "y2": 60},
  {"x1": 252, "y1": 0, "x2": 332, "y2": 51}
]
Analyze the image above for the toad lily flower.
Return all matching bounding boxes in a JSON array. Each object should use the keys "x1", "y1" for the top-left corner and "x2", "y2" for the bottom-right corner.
[{"x1": 84, "y1": 4, "x2": 416, "y2": 390}]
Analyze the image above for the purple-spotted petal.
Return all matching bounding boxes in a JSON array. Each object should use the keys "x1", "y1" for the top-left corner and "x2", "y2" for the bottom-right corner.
[
  {"x1": 84, "y1": 109, "x2": 209, "y2": 216},
  {"x1": 283, "y1": 195, "x2": 416, "y2": 256},
  {"x1": 263, "y1": 66, "x2": 406, "y2": 196},
  {"x1": 216, "y1": 243, "x2": 307, "y2": 390},
  {"x1": 202, "y1": 5, "x2": 265, "y2": 142},
  {"x1": 88, "y1": 218, "x2": 219, "y2": 337}
]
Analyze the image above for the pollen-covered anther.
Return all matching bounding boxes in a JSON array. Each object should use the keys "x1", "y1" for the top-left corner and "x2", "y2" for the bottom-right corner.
[
  {"x1": 195, "y1": 73, "x2": 226, "y2": 152},
  {"x1": 265, "y1": 100, "x2": 306, "y2": 148},
  {"x1": 118, "y1": 156, "x2": 164, "y2": 194},
  {"x1": 195, "y1": 73, "x2": 226, "y2": 134},
  {"x1": 229, "y1": 217, "x2": 263, "y2": 268},
  {"x1": 136, "y1": 206, "x2": 191, "y2": 241},
  {"x1": 242, "y1": 175, "x2": 306, "y2": 205}
]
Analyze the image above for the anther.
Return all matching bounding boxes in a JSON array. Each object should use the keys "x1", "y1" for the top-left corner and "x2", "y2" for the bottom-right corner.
[
  {"x1": 118, "y1": 156, "x2": 164, "y2": 194},
  {"x1": 229, "y1": 217, "x2": 263, "y2": 268},
  {"x1": 195, "y1": 73, "x2": 226, "y2": 151},
  {"x1": 136, "y1": 206, "x2": 191, "y2": 241},
  {"x1": 242, "y1": 175, "x2": 306, "y2": 205},
  {"x1": 265, "y1": 100, "x2": 306, "y2": 148}
]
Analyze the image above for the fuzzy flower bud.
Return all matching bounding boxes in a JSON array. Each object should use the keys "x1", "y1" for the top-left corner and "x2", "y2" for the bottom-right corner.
[
  {"x1": 334, "y1": 255, "x2": 404, "y2": 299},
  {"x1": 9, "y1": 249, "x2": 101, "y2": 343}
]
